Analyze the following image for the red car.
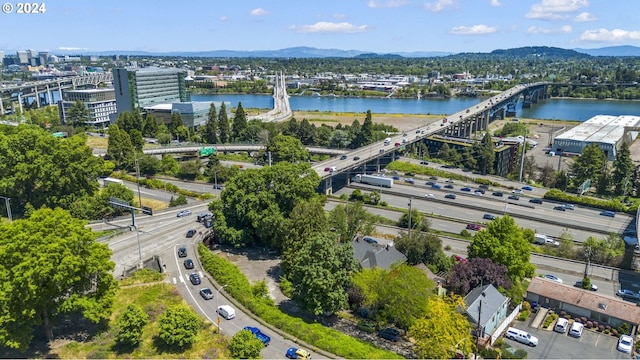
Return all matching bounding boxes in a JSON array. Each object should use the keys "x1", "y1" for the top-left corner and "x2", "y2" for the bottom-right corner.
[
  {"x1": 394, "y1": 142, "x2": 401, "y2": 147},
  {"x1": 466, "y1": 223, "x2": 481, "y2": 231},
  {"x1": 324, "y1": 167, "x2": 331, "y2": 172}
]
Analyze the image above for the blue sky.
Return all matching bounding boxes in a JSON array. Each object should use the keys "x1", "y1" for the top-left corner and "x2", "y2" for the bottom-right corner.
[{"x1": 2, "y1": 0, "x2": 640, "y2": 54}]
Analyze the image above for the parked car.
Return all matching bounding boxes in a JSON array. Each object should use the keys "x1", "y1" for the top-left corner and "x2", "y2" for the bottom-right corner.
[
  {"x1": 244, "y1": 326, "x2": 271, "y2": 346},
  {"x1": 199, "y1": 287, "x2": 214, "y2": 300},
  {"x1": 543, "y1": 274, "x2": 563, "y2": 284},
  {"x1": 183, "y1": 258, "x2": 194, "y2": 269},
  {"x1": 378, "y1": 327, "x2": 401, "y2": 342},
  {"x1": 466, "y1": 223, "x2": 481, "y2": 231},
  {"x1": 286, "y1": 348, "x2": 311, "y2": 359},
  {"x1": 483, "y1": 214, "x2": 496, "y2": 220},
  {"x1": 189, "y1": 273, "x2": 201, "y2": 285},
  {"x1": 574, "y1": 281, "x2": 598, "y2": 291},
  {"x1": 363, "y1": 237, "x2": 378, "y2": 244},
  {"x1": 529, "y1": 198, "x2": 543, "y2": 204},
  {"x1": 461, "y1": 187, "x2": 472, "y2": 192},
  {"x1": 616, "y1": 289, "x2": 640, "y2": 301},
  {"x1": 553, "y1": 205, "x2": 566, "y2": 211},
  {"x1": 617, "y1": 335, "x2": 634, "y2": 353},
  {"x1": 508, "y1": 195, "x2": 520, "y2": 200},
  {"x1": 177, "y1": 209, "x2": 192, "y2": 217},
  {"x1": 492, "y1": 191, "x2": 504, "y2": 197},
  {"x1": 186, "y1": 229, "x2": 197, "y2": 238},
  {"x1": 522, "y1": 185, "x2": 533, "y2": 191},
  {"x1": 445, "y1": 194, "x2": 457, "y2": 199}
]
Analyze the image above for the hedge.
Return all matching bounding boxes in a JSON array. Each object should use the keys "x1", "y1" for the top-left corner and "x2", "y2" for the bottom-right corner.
[
  {"x1": 543, "y1": 189, "x2": 635, "y2": 215},
  {"x1": 197, "y1": 244, "x2": 401, "y2": 359}
]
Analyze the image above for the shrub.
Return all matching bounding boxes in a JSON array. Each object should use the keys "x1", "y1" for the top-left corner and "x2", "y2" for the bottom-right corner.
[
  {"x1": 460, "y1": 229, "x2": 472, "y2": 238},
  {"x1": 279, "y1": 276, "x2": 293, "y2": 298},
  {"x1": 598, "y1": 325, "x2": 605, "y2": 332},
  {"x1": 581, "y1": 317, "x2": 587, "y2": 324},
  {"x1": 604, "y1": 329, "x2": 610, "y2": 334},
  {"x1": 592, "y1": 321, "x2": 599, "y2": 328},
  {"x1": 618, "y1": 322, "x2": 630, "y2": 335},
  {"x1": 574, "y1": 317, "x2": 581, "y2": 323},
  {"x1": 586, "y1": 321, "x2": 593, "y2": 328},
  {"x1": 560, "y1": 311, "x2": 567, "y2": 318},
  {"x1": 612, "y1": 329, "x2": 619, "y2": 337},
  {"x1": 518, "y1": 310, "x2": 530, "y2": 321},
  {"x1": 605, "y1": 325, "x2": 612, "y2": 331},
  {"x1": 522, "y1": 301, "x2": 531, "y2": 312}
]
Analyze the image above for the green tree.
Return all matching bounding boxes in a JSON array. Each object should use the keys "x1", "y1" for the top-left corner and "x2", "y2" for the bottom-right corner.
[
  {"x1": 0, "y1": 126, "x2": 103, "y2": 216},
  {"x1": 281, "y1": 199, "x2": 329, "y2": 277},
  {"x1": 218, "y1": 102, "x2": 230, "y2": 143},
  {"x1": 397, "y1": 208, "x2": 430, "y2": 232},
  {"x1": 157, "y1": 304, "x2": 202, "y2": 348},
  {"x1": 571, "y1": 143, "x2": 607, "y2": 188},
  {"x1": 354, "y1": 110, "x2": 374, "y2": 147},
  {"x1": 228, "y1": 329, "x2": 264, "y2": 359},
  {"x1": 66, "y1": 99, "x2": 91, "y2": 127},
  {"x1": 327, "y1": 201, "x2": 376, "y2": 244},
  {"x1": 0, "y1": 208, "x2": 117, "y2": 349},
  {"x1": 352, "y1": 264, "x2": 434, "y2": 329},
  {"x1": 129, "y1": 129, "x2": 144, "y2": 151},
  {"x1": 116, "y1": 304, "x2": 149, "y2": 347},
  {"x1": 106, "y1": 124, "x2": 135, "y2": 170},
  {"x1": 142, "y1": 113, "x2": 159, "y2": 138},
  {"x1": 160, "y1": 153, "x2": 180, "y2": 176},
  {"x1": 263, "y1": 134, "x2": 309, "y2": 163},
  {"x1": 177, "y1": 160, "x2": 201, "y2": 181},
  {"x1": 297, "y1": 118, "x2": 317, "y2": 145},
  {"x1": 410, "y1": 295, "x2": 473, "y2": 360},
  {"x1": 203, "y1": 102, "x2": 218, "y2": 144},
  {"x1": 291, "y1": 233, "x2": 358, "y2": 315},
  {"x1": 612, "y1": 141, "x2": 634, "y2": 196},
  {"x1": 467, "y1": 215, "x2": 535, "y2": 281},
  {"x1": 232, "y1": 102, "x2": 248, "y2": 141},
  {"x1": 169, "y1": 112, "x2": 184, "y2": 138},
  {"x1": 394, "y1": 231, "x2": 452, "y2": 272},
  {"x1": 329, "y1": 129, "x2": 352, "y2": 149},
  {"x1": 478, "y1": 132, "x2": 496, "y2": 174},
  {"x1": 212, "y1": 162, "x2": 321, "y2": 248},
  {"x1": 138, "y1": 154, "x2": 161, "y2": 176}
]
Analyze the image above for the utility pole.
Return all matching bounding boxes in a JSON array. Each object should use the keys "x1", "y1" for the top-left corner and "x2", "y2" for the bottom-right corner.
[
  {"x1": 408, "y1": 197, "x2": 413, "y2": 237},
  {"x1": 475, "y1": 292, "x2": 486, "y2": 359},
  {"x1": 134, "y1": 154, "x2": 142, "y2": 209},
  {"x1": 518, "y1": 136, "x2": 527, "y2": 183},
  {"x1": 584, "y1": 247, "x2": 593, "y2": 279},
  {"x1": 0, "y1": 196, "x2": 12, "y2": 222},
  {"x1": 216, "y1": 284, "x2": 228, "y2": 333}
]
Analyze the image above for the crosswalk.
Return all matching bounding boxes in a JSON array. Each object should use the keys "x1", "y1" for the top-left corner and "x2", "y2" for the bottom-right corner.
[{"x1": 172, "y1": 271, "x2": 203, "y2": 285}]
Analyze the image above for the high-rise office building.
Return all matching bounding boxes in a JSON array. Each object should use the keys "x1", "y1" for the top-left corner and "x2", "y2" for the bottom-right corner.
[
  {"x1": 16, "y1": 51, "x2": 29, "y2": 64},
  {"x1": 113, "y1": 67, "x2": 190, "y2": 114},
  {"x1": 58, "y1": 88, "x2": 118, "y2": 128}
]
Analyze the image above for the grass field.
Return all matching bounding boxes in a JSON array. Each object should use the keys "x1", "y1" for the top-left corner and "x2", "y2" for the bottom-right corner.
[{"x1": 51, "y1": 270, "x2": 229, "y2": 359}]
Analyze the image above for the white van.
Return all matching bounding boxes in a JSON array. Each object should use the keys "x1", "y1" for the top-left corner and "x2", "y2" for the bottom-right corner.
[
  {"x1": 505, "y1": 327, "x2": 538, "y2": 346},
  {"x1": 383, "y1": 137, "x2": 391, "y2": 146},
  {"x1": 217, "y1": 305, "x2": 236, "y2": 320},
  {"x1": 569, "y1": 322, "x2": 584, "y2": 338},
  {"x1": 554, "y1": 318, "x2": 569, "y2": 334}
]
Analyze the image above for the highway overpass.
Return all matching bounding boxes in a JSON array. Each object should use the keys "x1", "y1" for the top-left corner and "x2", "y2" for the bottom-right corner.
[
  {"x1": 311, "y1": 82, "x2": 548, "y2": 194},
  {"x1": 141, "y1": 144, "x2": 347, "y2": 156}
]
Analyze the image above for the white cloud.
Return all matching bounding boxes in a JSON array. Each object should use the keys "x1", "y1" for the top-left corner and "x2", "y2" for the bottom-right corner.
[
  {"x1": 490, "y1": 0, "x2": 502, "y2": 6},
  {"x1": 368, "y1": 0, "x2": 408, "y2": 8},
  {"x1": 580, "y1": 28, "x2": 640, "y2": 43},
  {"x1": 449, "y1": 24, "x2": 497, "y2": 35},
  {"x1": 424, "y1": 0, "x2": 456, "y2": 12},
  {"x1": 574, "y1": 12, "x2": 596, "y2": 22},
  {"x1": 332, "y1": 13, "x2": 347, "y2": 19},
  {"x1": 526, "y1": 0, "x2": 589, "y2": 20},
  {"x1": 218, "y1": 16, "x2": 228, "y2": 22},
  {"x1": 527, "y1": 25, "x2": 572, "y2": 34},
  {"x1": 290, "y1": 22, "x2": 370, "y2": 34},
  {"x1": 58, "y1": 47, "x2": 88, "y2": 51},
  {"x1": 250, "y1": 8, "x2": 269, "y2": 16}
]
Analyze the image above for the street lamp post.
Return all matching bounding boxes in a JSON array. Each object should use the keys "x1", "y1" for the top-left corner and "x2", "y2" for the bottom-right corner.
[
  {"x1": 216, "y1": 284, "x2": 228, "y2": 333},
  {"x1": 134, "y1": 154, "x2": 142, "y2": 209},
  {"x1": 135, "y1": 227, "x2": 142, "y2": 269},
  {"x1": 0, "y1": 196, "x2": 12, "y2": 222},
  {"x1": 213, "y1": 170, "x2": 220, "y2": 191}
]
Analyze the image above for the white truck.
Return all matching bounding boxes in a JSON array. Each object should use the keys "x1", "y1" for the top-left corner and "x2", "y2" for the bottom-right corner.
[
  {"x1": 534, "y1": 234, "x2": 559, "y2": 246},
  {"x1": 103, "y1": 177, "x2": 124, "y2": 187},
  {"x1": 352, "y1": 174, "x2": 393, "y2": 188},
  {"x1": 383, "y1": 137, "x2": 391, "y2": 145}
]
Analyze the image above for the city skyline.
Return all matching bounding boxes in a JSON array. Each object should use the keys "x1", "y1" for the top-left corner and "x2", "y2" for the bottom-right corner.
[{"x1": 1, "y1": 0, "x2": 639, "y2": 54}]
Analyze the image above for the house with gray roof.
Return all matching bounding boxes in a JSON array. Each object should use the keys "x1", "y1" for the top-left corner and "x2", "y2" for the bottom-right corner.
[
  {"x1": 464, "y1": 284, "x2": 510, "y2": 343},
  {"x1": 352, "y1": 236, "x2": 406, "y2": 270}
]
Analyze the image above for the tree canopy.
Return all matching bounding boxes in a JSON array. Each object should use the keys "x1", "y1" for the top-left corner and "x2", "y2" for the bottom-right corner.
[
  {"x1": 211, "y1": 161, "x2": 322, "y2": 248},
  {"x1": 394, "y1": 231, "x2": 452, "y2": 273},
  {"x1": 0, "y1": 125, "x2": 103, "y2": 217},
  {"x1": 263, "y1": 134, "x2": 309, "y2": 164},
  {"x1": 290, "y1": 233, "x2": 358, "y2": 315},
  {"x1": 446, "y1": 257, "x2": 512, "y2": 296},
  {"x1": 0, "y1": 208, "x2": 117, "y2": 350},
  {"x1": 467, "y1": 215, "x2": 535, "y2": 282}
]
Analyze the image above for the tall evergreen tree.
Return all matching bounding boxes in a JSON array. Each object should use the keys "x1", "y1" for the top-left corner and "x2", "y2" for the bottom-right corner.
[
  {"x1": 169, "y1": 112, "x2": 184, "y2": 138},
  {"x1": 66, "y1": 99, "x2": 91, "y2": 127},
  {"x1": 143, "y1": 113, "x2": 159, "y2": 137},
  {"x1": 232, "y1": 102, "x2": 248, "y2": 141},
  {"x1": 203, "y1": 102, "x2": 218, "y2": 144},
  {"x1": 355, "y1": 110, "x2": 374, "y2": 147},
  {"x1": 612, "y1": 141, "x2": 635, "y2": 196},
  {"x1": 218, "y1": 102, "x2": 230, "y2": 143},
  {"x1": 478, "y1": 132, "x2": 495, "y2": 174},
  {"x1": 571, "y1": 143, "x2": 607, "y2": 189}
]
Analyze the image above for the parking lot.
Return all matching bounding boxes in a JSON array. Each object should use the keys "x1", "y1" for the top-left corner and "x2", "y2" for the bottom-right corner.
[{"x1": 505, "y1": 320, "x2": 632, "y2": 359}]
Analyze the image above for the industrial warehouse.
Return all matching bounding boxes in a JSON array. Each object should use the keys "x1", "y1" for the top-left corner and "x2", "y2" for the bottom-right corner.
[{"x1": 552, "y1": 115, "x2": 640, "y2": 161}]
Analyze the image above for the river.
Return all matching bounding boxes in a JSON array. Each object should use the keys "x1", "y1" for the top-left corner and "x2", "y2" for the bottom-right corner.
[{"x1": 191, "y1": 94, "x2": 640, "y2": 122}]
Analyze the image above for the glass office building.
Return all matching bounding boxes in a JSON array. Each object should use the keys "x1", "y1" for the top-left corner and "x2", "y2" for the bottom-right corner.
[{"x1": 114, "y1": 67, "x2": 190, "y2": 114}]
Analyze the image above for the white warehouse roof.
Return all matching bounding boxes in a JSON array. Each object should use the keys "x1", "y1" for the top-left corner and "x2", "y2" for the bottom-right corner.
[{"x1": 555, "y1": 115, "x2": 640, "y2": 146}]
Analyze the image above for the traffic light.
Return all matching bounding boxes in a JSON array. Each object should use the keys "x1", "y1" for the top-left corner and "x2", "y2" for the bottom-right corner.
[{"x1": 142, "y1": 206, "x2": 153, "y2": 215}]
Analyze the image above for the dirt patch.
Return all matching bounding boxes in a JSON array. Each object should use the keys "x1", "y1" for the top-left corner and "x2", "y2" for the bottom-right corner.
[{"x1": 292, "y1": 110, "x2": 441, "y2": 132}]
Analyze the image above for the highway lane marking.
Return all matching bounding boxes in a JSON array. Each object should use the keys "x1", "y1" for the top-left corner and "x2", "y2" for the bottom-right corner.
[
  {"x1": 174, "y1": 245, "x2": 215, "y2": 325},
  {"x1": 173, "y1": 277, "x2": 177, "y2": 285},
  {"x1": 179, "y1": 275, "x2": 184, "y2": 283}
]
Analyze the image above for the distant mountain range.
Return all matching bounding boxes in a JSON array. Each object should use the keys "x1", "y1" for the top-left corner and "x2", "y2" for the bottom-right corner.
[{"x1": 31, "y1": 45, "x2": 640, "y2": 58}]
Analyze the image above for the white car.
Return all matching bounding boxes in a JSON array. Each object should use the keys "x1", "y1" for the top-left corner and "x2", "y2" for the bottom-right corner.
[
  {"x1": 512, "y1": 189, "x2": 523, "y2": 194},
  {"x1": 425, "y1": 193, "x2": 435, "y2": 198},
  {"x1": 617, "y1": 334, "x2": 633, "y2": 353},
  {"x1": 543, "y1": 274, "x2": 563, "y2": 284}
]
